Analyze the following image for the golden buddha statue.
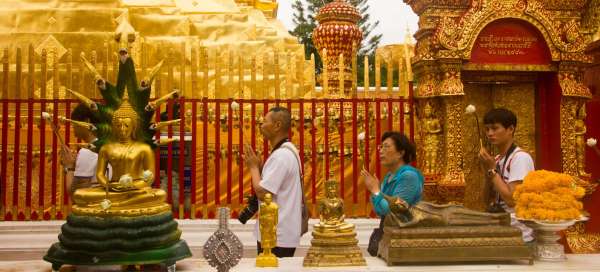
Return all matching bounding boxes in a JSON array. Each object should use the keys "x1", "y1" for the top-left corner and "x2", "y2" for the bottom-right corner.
[
  {"x1": 303, "y1": 178, "x2": 365, "y2": 267},
  {"x1": 422, "y1": 102, "x2": 441, "y2": 175},
  {"x1": 67, "y1": 48, "x2": 171, "y2": 217},
  {"x1": 44, "y1": 47, "x2": 191, "y2": 271},
  {"x1": 314, "y1": 179, "x2": 354, "y2": 233},
  {"x1": 256, "y1": 193, "x2": 278, "y2": 267},
  {"x1": 574, "y1": 105, "x2": 590, "y2": 178},
  {"x1": 72, "y1": 95, "x2": 168, "y2": 216}
]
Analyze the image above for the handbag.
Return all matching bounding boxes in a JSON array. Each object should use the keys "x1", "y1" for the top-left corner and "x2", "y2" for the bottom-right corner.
[
  {"x1": 367, "y1": 216, "x2": 385, "y2": 256},
  {"x1": 283, "y1": 145, "x2": 310, "y2": 236}
]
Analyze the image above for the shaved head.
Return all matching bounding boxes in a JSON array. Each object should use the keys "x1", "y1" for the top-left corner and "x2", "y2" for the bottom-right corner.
[{"x1": 268, "y1": 107, "x2": 291, "y2": 132}]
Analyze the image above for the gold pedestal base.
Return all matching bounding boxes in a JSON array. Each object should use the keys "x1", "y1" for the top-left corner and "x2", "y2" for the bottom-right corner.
[
  {"x1": 303, "y1": 228, "x2": 366, "y2": 267},
  {"x1": 256, "y1": 253, "x2": 278, "y2": 267},
  {"x1": 379, "y1": 225, "x2": 533, "y2": 265}
]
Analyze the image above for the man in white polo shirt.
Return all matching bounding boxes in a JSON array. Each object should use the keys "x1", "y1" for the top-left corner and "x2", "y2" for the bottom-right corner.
[
  {"x1": 243, "y1": 107, "x2": 302, "y2": 257},
  {"x1": 479, "y1": 108, "x2": 534, "y2": 243}
]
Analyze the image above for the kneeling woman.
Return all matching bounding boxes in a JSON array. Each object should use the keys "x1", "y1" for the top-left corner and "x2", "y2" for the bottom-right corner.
[{"x1": 361, "y1": 131, "x2": 424, "y2": 255}]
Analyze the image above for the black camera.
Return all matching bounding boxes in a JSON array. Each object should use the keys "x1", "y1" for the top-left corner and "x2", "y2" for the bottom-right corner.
[
  {"x1": 238, "y1": 194, "x2": 259, "y2": 224},
  {"x1": 487, "y1": 201, "x2": 505, "y2": 213}
]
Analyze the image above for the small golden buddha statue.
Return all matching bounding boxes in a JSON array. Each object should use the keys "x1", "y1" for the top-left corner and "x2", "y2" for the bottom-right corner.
[
  {"x1": 314, "y1": 179, "x2": 354, "y2": 233},
  {"x1": 72, "y1": 94, "x2": 168, "y2": 216},
  {"x1": 256, "y1": 193, "x2": 278, "y2": 267},
  {"x1": 422, "y1": 102, "x2": 441, "y2": 175},
  {"x1": 574, "y1": 105, "x2": 590, "y2": 178}
]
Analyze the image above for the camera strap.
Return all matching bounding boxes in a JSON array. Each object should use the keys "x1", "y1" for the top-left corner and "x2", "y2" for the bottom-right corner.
[{"x1": 493, "y1": 143, "x2": 517, "y2": 206}]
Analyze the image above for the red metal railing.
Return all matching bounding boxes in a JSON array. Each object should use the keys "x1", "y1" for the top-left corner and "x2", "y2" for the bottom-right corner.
[{"x1": 0, "y1": 96, "x2": 414, "y2": 220}]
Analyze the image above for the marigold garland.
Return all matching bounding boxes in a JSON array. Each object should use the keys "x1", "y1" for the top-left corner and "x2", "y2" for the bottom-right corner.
[{"x1": 514, "y1": 170, "x2": 585, "y2": 221}]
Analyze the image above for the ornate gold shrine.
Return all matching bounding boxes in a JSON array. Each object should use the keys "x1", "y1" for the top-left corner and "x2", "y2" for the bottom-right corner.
[{"x1": 405, "y1": 0, "x2": 599, "y2": 252}]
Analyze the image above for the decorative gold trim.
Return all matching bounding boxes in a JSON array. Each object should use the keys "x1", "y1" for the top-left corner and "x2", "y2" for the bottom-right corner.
[{"x1": 462, "y1": 63, "x2": 556, "y2": 72}]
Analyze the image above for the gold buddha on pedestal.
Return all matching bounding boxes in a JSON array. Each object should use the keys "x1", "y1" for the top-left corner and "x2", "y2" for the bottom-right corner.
[
  {"x1": 303, "y1": 179, "x2": 365, "y2": 267},
  {"x1": 72, "y1": 96, "x2": 168, "y2": 217},
  {"x1": 44, "y1": 47, "x2": 191, "y2": 271}
]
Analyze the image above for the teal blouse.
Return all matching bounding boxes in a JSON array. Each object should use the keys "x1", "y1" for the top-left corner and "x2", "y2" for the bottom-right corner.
[{"x1": 370, "y1": 164, "x2": 424, "y2": 217}]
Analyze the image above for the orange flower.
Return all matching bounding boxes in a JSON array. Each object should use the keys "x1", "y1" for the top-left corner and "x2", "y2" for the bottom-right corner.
[{"x1": 513, "y1": 170, "x2": 585, "y2": 221}]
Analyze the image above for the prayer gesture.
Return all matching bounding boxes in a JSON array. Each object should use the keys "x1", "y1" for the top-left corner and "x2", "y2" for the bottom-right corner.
[
  {"x1": 478, "y1": 146, "x2": 495, "y2": 170},
  {"x1": 360, "y1": 167, "x2": 380, "y2": 194},
  {"x1": 243, "y1": 144, "x2": 262, "y2": 171}
]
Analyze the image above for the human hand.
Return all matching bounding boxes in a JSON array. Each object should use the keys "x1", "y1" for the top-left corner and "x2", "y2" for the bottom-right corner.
[
  {"x1": 478, "y1": 147, "x2": 496, "y2": 170},
  {"x1": 60, "y1": 146, "x2": 76, "y2": 168},
  {"x1": 242, "y1": 144, "x2": 262, "y2": 170},
  {"x1": 360, "y1": 167, "x2": 380, "y2": 194}
]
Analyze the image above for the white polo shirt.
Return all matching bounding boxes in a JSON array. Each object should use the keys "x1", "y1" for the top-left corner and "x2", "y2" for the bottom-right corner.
[
  {"x1": 254, "y1": 142, "x2": 302, "y2": 248},
  {"x1": 495, "y1": 147, "x2": 535, "y2": 242},
  {"x1": 75, "y1": 147, "x2": 112, "y2": 185}
]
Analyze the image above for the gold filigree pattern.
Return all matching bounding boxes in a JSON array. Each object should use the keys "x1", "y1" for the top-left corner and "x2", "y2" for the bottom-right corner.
[
  {"x1": 560, "y1": 98, "x2": 580, "y2": 177},
  {"x1": 390, "y1": 237, "x2": 524, "y2": 248},
  {"x1": 438, "y1": 96, "x2": 466, "y2": 203},
  {"x1": 558, "y1": 71, "x2": 593, "y2": 98},
  {"x1": 438, "y1": 65, "x2": 464, "y2": 96},
  {"x1": 566, "y1": 222, "x2": 600, "y2": 253}
]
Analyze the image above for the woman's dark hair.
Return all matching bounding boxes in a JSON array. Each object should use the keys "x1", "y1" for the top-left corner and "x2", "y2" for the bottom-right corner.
[
  {"x1": 381, "y1": 131, "x2": 416, "y2": 163},
  {"x1": 483, "y1": 108, "x2": 517, "y2": 129}
]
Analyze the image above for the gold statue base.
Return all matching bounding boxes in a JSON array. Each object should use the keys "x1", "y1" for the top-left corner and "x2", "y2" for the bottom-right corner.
[
  {"x1": 303, "y1": 226, "x2": 366, "y2": 267},
  {"x1": 256, "y1": 253, "x2": 278, "y2": 267},
  {"x1": 379, "y1": 225, "x2": 533, "y2": 265}
]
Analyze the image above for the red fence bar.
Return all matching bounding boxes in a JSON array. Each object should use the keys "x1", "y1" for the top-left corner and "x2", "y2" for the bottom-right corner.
[
  {"x1": 153, "y1": 110, "x2": 161, "y2": 188},
  {"x1": 13, "y1": 101, "x2": 21, "y2": 220},
  {"x1": 387, "y1": 100, "x2": 393, "y2": 131},
  {"x1": 298, "y1": 100, "x2": 305, "y2": 192},
  {"x1": 226, "y1": 99, "x2": 233, "y2": 205},
  {"x1": 262, "y1": 101, "x2": 269, "y2": 162},
  {"x1": 351, "y1": 99, "x2": 358, "y2": 205},
  {"x1": 310, "y1": 100, "x2": 317, "y2": 204},
  {"x1": 25, "y1": 100, "x2": 34, "y2": 219},
  {"x1": 190, "y1": 101, "x2": 197, "y2": 218},
  {"x1": 214, "y1": 101, "x2": 221, "y2": 207},
  {"x1": 238, "y1": 100, "x2": 244, "y2": 208},
  {"x1": 250, "y1": 102, "x2": 256, "y2": 196},
  {"x1": 363, "y1": 100, "x2": 370, "y2": 209},
  {"x1": 166, "y1": 100, "x2": 174, "y2": 212},
  {"x1": 339, "y1": 102, "x2": 345, "y2": 199},
  {"x1": 400, "y1": 101, "x2": 405, "y2": 135},
  {"x1": 202, "y1": 99, "x2": 208, "y2": 211},
  {"x1": 38, "y1": 101, "x2": 46, "y2": 219},
  {"x1": 178, "y1": 97, "x2": 185, "y2": 219},
  {"x1": 62, "y1": 101, "x2": 72, "y2": 219},
  {"x1": 409, "y1": 82, "x2": 415, "y2": 143},
  {"x1": 1, "y1": 101, "x2": 8, "y2": 220},
  {"x1": 375, "y1": 99, "x2": 382, "y2": 180},
  {"x1": 323, "y1": 100, "x2": 329, "y2": 180},
  {"x1": 52, "y1": 100, "x2": 59, "y2": 219}
]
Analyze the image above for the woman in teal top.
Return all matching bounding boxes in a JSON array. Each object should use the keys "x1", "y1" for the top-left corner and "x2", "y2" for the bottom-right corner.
[{"x1": 361, "y1": 131, "x2": 424, "y2": 217}]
